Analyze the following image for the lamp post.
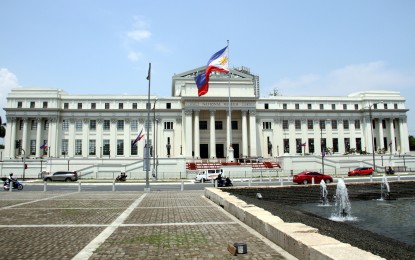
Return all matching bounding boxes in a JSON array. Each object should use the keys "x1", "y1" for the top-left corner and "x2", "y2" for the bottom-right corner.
[
  {"x1": 367, "y1": 101, "x2": 383, "y2": 174},
  {"x1": 320, "y1": 119, "x2": 330, "y2": 174},
  {"x1": 152, "y1": 98, "x2": 158, "y2": 180}
]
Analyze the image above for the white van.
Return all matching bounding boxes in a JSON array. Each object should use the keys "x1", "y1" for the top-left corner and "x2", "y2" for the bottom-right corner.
[{"x1": 195, "y1": 169, "x2": 223, "y2": 182}]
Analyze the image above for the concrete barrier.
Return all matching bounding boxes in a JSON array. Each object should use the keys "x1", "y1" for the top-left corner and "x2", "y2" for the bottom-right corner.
[{"x1": 205, "y1": 188, "x2": 384, "y2": 260}]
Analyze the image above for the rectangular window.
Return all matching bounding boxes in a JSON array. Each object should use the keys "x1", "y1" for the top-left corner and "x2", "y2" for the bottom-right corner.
[
  {"x1": 282, "y1": 120, "x2": 289, "y2": 130},
  {"x1": 64, "y1": 103, "x2": 69, "y2": 109},
  {"x1": 30, "y1": 140, "x2": 36, "y2": 155},
  {"x1": 30, "y1": 102, "x2": 35, "y2": 108},
  {"x1": 77, "y1": 103, "x2": 82, "y2": 109},
  {"x1": 374, "y1": 104, "x2": 378, "y2": 109},
  {"x1": 17, "y1": 101, "x2": 22, "y2": 108},
  {"x1": 264, "y1": 103, "x2": 269, "y2": 109},
  {"x1": 331, "y1": 104, "x2": 336, "y2": 110},
  {"x1": 295, "y1": 104, "x2": 299, "y2": 110},
  {"x1": 355, "y1": 120, "x2": 360, "y2": 129},
  {"x1": 105, "y1": 103, "x2": 110, "y2": 109},
  {"x1": 117, "y1": 140, "x2": 124, "y2": 155},
  {"x1": 263, "y1": 121, "x2": 272, "y2": 129},
  {"x1": 215, "y1": 121, "x2": 223, "y2": 130},
  {"x1": 296, "y1": 139, "x2": 302, "y2": 153},
  {"x1": 354, "y1": 104, "x2": 359, "y2": 110},
  {"x1": 164, "y1": 121, "x2": 174, "y2": 130},
  {"x1": 319, "y1": 120, "x2": 326, "y2": 130},
  {"x1": 166, "y1": 103, "x2": 171, "y2": 109},
  {"x1": 384, "y1": 103, "x2": 388, "y2": 109},
  {"x1": 331, "y1": 120, "x2": 337, "y2": 130},
  {"x1": 295, "y1": 120, "x2": 301, "y2": 130},
  {"x1": 320, "y1": 104, "x2": 324, "y2": 110},
  {"x1": 31, "y1": 120, "x2": 37, "y2": 130},
  {"x1": 43, "y1": 102, "x2": 48, "y2": 108},
  {"x1": 308, "y1": 138, "x2": 315, "y2": 153},
  {"x1": 91, "y1": 103, "x2": 96, "y2": 109},
  {"x1": 344, "y1": 138, "x2": 350, "y2": 152},
  {"x1": 146, "y1": 103, "x2": 151, "y2": 109},
  {"x1": 131, "y1": 140, "x2": 138, "y2": 155},
  {"x1": 103, "y1": 120, "x2": 110, "y2": 131},
  {"x1": 231, "y1": 120, "x2": 238, "y2": 130},
  {"x1": 356, "y1": 138, "x2": 362, "y2": 152},
  {"x1": 131, "y1": 120, "x2": 138, "y2": 131},
  {"x1": 76, "y1": 120, "x2": 83, "y2": 132},
  {"x1": 200, "y1": 121, "x2": 208, "y2": 130},
  {"x1": 343, "y1": 120, "x2": 349, "y2": 130},
  {"x1": 283, "y1": 103, "x2": 287, "y2": 109},
  {"x1": 89, "y1": 140, "x2": 96, "y2": 155},
  {"x1": 44, "y1": 120, "x2": 49, "y2": 131},
  {"x1": 283, "y1": 139, "x2": 289, "y2": 153},
  {"x1": 89, "y1": 120, "x2": 96, "y2": 131},
  {"x1": 307, "y1": 104, "x2": 312, "y2": 110},
  {"x1": 62, "y1": 120, "x2": 69, "y2": 131},
  {"x1": 75, "y1": 139, "x2": 82, "y2": 155},
  {"x1": 62, "y1": 139, "x2": 68, "y2": 155},
  {"x1": 103, "y1": 140, "x2": 110, "y2": 156},
  {"x1": 307, "y1": 120, "x2": 314, "y2": 130},
  {"x1": 132, "y1": 103, "x2": 137, "y2": 109},
  {"x1": 394, "y1": 103, "x2": 398, "y2": 109},
  {"x1": 117, "y1": 120, "x2": 124, "y2": 131},
  {"x1": 119, "y1": 103, "x2": 123, "y2": 109},
  {"x1": 16, "y1": 140, "x2": 22, "y2": 151},
  {"x1": 343, "y1": 104, "x2": 347, "y2": 110},
  {"x1": 333, "y1": 138, "x2": 339, "y2": 153}
]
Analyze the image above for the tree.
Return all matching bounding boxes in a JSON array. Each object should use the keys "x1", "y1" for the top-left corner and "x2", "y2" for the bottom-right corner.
[
  {"x1": 0, "y1": 116, "x2": 5, "y2": 138},
  {"x1": 269, "y1": 88, "x2": 282, "y2": 96},
  {"x1": 409, "y1": 135, "x2": 415, "y2": 151}
]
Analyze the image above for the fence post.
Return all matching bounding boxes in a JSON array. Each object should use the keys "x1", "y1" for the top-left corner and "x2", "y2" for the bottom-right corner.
[
  {"x1": 112, "y1": 180, "x2": 115, "y2": 192},
  {"x1": 280, "y1": 176, "x2": 283, "y2": 186},
  {"x1": 44, "y1": 181, "x2": 47, "y2": 192},
  {"x1": 78, "y1": 181, "x2": 81, "y2": 192},
  {"x1": 181, "y1": 180, "x2": 184, "y2": 191},
  {"x1": 398, "y1": 173, "x2": 401, "y2": 181},
  {"x1": 312, "y1": 177, "x2": 315, "y2": 185}
]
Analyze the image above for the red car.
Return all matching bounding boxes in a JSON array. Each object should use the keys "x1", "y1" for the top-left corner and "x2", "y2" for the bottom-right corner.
[
  {"x1": 347, "y1": 167, "x2": 374, "y2": 176},
  {"x1": 293, "y1": 171, "x2": 333, "y2": 185}
]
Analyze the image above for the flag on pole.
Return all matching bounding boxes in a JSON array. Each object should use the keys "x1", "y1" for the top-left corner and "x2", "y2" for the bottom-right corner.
[
  {"x1": 195, "y1": 46, "x2": 229, "y2": 96},
  {"x1": 40, "y1": 143, "x2": 48, "y2": 149},
  {"x1": 132, "y1": 128, "x2": 145, "y2": 146}
]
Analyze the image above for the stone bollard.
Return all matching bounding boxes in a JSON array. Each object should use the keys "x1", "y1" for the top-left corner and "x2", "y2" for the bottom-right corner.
[
  {"x1": 370, "y1": 175, "x2": 373, "y2": 182},
  {"x1": 214, "y1": 179, "x2": 218, "y2": 188},
  {"x1": 249, "y1": 178, "x2": 252, "y2": 187},
  {"x1": 181, "y1": 180, "x2": 184, "y2": 191},
  {"x1": 9, "y1": 182, "x2": 12, "y2": 192},
  {"x1": 280, "y1": 177, "x2": 283, "y2": 186},
  {"x1": 312, "y1": 177, "x2": 315, "y2": 185},
  {"x1": 78, "y1": 181, "x2": 81, "y2": 192},
  {"x1": 44, "y1": 182, "x2": 47, "y2": 192},
  {"x1": 398, "y1": 173, "x2": 401, "y2": 181},
  {"x1": 112, "y1": 180, "x2": 115, "y2": 192}
]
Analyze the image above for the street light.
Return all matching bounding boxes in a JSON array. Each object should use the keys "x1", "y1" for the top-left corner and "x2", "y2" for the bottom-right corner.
[
  {"x1": 152, "y1": 98, "x2": 158, "y2": 180},
  {"x1": 367, "y1": 101, "x2": 383, "y2": 174},
  {"x1": 319, "y1": 120, "x2": 329, "y2": 174}
]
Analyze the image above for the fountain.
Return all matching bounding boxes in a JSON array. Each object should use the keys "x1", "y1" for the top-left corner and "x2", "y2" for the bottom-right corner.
[
  {"x1": 319, "y1": 180, "x2": 329, "y2": 206},
  {"x1": 380, "y1": 174, "x2": 392, "y2": 200},
  {"x1": 330, "y1": 178, "x2": 355, "y2": 221}
]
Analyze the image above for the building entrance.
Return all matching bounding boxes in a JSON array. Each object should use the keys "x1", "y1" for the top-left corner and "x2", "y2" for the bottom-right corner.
[
  {"x1": 233, "y1": 144, "x2": 240, "y2": 159},
  {"x1": 200, "y1": 144, "x2": 208, "y2": 159},
  {"x1": 216, "y1": 144, "x2": 224, "y2": 158}
]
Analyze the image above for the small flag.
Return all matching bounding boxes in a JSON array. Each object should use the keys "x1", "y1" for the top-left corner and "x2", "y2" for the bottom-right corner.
[
  {"x1": 132, "y1": 128, "x2": 145, "y2": 146},
  {"x1": 40, "y1": 143, "x2": 48, "y2": 149}
]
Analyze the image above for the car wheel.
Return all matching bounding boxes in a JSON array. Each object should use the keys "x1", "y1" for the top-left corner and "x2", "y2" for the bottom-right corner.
[
  {"x1": 45, "y1": 178, "x2": 52, "y2": 182},
  {"x1": 302, "y1": 180, "x2": 308, "y2": 185},
  {"x1": 325, "y1": 179, "x2": 331, "y2": 184},
  {"x1": 65, "y1": 178, "x2": 71, "y2": 182}
]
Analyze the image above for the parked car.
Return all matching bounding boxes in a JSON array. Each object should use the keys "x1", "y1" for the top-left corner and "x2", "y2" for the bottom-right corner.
[
  {"x1": 293, "y1": 171, "x2": 333, "y2": 185},
  {"x1": 347, "y1": 167, "x2": 374, "y2": 176},
  {"x1": 43, "y1": 171, "x2": 78, "y2": 182}
]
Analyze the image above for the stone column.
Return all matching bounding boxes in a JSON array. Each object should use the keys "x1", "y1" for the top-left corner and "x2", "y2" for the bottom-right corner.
[
  {"x1": 184, "y1": 110, "x2": 193, "y2": 158},
  {"x1": 124, "y1": 119, "x2": 131, "y2": 158},
  {"x1": 389, "y1": 119, "x2": 395, "y2": 153},
  {"x1": 35, "y1": 118, "x2": 42, "y2": 158},
  {"x1": 209, "y1": 110, "x2": 216, "y2": 159},
  {"x1": 82, "y1": 118, "x2": 89, "y2": 157},
  {"x1": 110, "y1": 119, "x2": 117, "y2": 158},
  {"x1": 96, "y1": 119, "x2": 103, "y2": 158},
  {"x1": 21, "y1": 118, "x2": 28, "y2": 157},
  {"x1": 241, "y1": 110, "x2": 248, "y2": 158},
  {"x1": 68, "y1": 118, "x2": 75, "y2": 157},
  {"x1": 249, "y1": 111, "x2": 257, "y2": 157},
  {"x1": 349, "y1": 119, "x2": 356, "y2": 151},
  {"x1": 378, "y1": 119, "x2": 384, "y2": 151},
  {"x1": 5, "y1": 117, "x2": 16, "y2": 158},
  {"x1": 194, "y1": 110, "x2": 200, "y2": 159}
]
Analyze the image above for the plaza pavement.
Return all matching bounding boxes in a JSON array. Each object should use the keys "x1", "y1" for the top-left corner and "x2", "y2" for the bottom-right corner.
[{"x1": 0, "y1": 190, "x2": 297, "y2": 259}]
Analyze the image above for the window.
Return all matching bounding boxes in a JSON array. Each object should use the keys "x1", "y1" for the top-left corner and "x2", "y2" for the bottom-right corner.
[
  {"x1": 89, "y1": 140, "x2": 96, "y2": 155},
  {"x1": 282, "y1": 120, "x2": 289, "y2": 130},
  {"x1": 295, "y1": 120, "x2": 301, "y2": 130},
  {"x1": 263, "y1": 121, "x2": 272, "y2": 129},
  {"x1": 117, "y1": 120, "x2": 124, "y2": 131},
  {"x1": 19, "y1": 120, "x2": 23, "y2": 130},
  {"x1": 374, "y1": 104, "x2": 378, "y2": 109},
  {"x1": 31, "y1": 120, "x2": 37, "y2": 130},
  {"x1": 16, "y1": 140, "x2": 22, "y2": 151},
  {"x1": 296, "y1": 139, "x2": 302, "y2": 153},
  {"x1": 103, "y1": 120, "x2": 110, "y2": 131},
  {"x1": 384, "y1": 103, "x2": 388, "y2": 109},
  {"x1": 344, "y1": 138, "x2": 350, "y2": 152},
  {"x1": 354, "y1": 104, "x2": 359, "y2": 110},
  {"x1": 200, "y1": 121, "x2": 208, "y2": 130},
  {"x1": 232, "y1": 120, "x2": 238, "y2": 130},
  {"x1": 90, "y1": 120, "x2": 96, "y2": 131},
  {"x1": 356, "y1": 138, "x2": 362, "y2": 152},
  {"x1": 343, "y1": 120, "x2": 349, "y2": 130},
  {"x1": 333, "y1": 138, "x2": 339, "y2": 152},
  {"x1": 343, "y1": 104, "x2": 347, "y2": 110},
  {"x1": 43, "y1": 102, "x2": 48, "y2": 108},
  {"x1": 355, "y1": 120, "x2": 360, "y2": 129},
  {"x1": 215, "y1": 121, "x2": 223, "y2": 130},
  {"x1": 17, "y1": 101, "x2": 22, "y2": 108},
  {"x1": 131, "y1": 140, "x2": 138, "y2": 155},
  {"x1": 103, "y1": 140, "x2": 110, "y2": 156},
  {"x1": 307, "y1": 120, "x2": 314, "y2": 130},
  {"x1": 64, "y1": 103, "x2": 69, "y2": 109},
  {"x1": 394, "y1": 103, "x2": 398, "y2": 109},
  {"x1": 308, "y1": 138, "x2": 315, "y2": 153},
  {"x1": 62, "y1": 120, "x2": 69, "y2": 131},
  {"x1": 119, "y1": 103, "x2": 123, "y2": 109},
  {"x1": 75, "y1": 139, "x2": 82, "y2": 155},
  {"x1": 283, "y1": 103, "x2": 287, "y2": 109},
  {"x1": 319, "y1": 120, "x2": 326, "y2": 130},
  {"x1": 307, "y1": 104, "x2": 312, "y2": 110},
  {"x1": 264, "y1": 103, "x2": 269, "y2": 109},
  {"x1": 331, "y1": 120, "x2": 337, "y2": 130},
  {"x1": 131, "y1": 120, "x2": 138, "y2": 131},
  {"x1": 146, "y1": 103, "x2": 151, "y2": 109},
  {"x1": 117, "y1": 140, "x2": 124, "y2": 155},
  {"x1": 30, "y1": 102, "x2": 35, "y2": 108},
  {"x1": 91, "y1": 103, "x2": 96, "y2": 109},
  {"x1": 44, "y1": 120, "x2": 49, "y2": 131},
  {"x1": 77, "y1": 103, "x2": 82, "y2": 109},
  {"x1": 283, "y1": 139, "x2": 289, "y2": 153},
  {"x1": 76, "y1": 120, "x2": 82, "y2": 132},
  {"x1": 132, "y1": 103, "x2": 137, "y2": 109},
  {"x1": 166, "y1": 103, "x2": 171, "y2": 109},
  {"x1": 295, "y1": 104, "x2": 299, "y2": 110},
  {"x1": 164, "y1": 121, "x2": 174, "y2": 130},
  {"x1": 30, "y1": 140, "x2": 36, "y2": 155},
  {"x1": 105, "y1": 103, "x2": 110, "y2": 109},
  {"x1": 331, "y1": 104, "x2": 336, "y2": 110},
  {"x1": 319, "y1": 104, "x2": 324, "y2": 110}
]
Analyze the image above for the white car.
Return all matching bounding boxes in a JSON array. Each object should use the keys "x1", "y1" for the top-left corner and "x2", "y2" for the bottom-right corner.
[{"x1": 195, "y1": 169, "x2": 223, "y2": 182}]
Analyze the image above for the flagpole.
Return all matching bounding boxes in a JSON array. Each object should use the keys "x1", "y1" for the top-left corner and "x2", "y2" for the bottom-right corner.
[
  {"x1": 227, "y1": 40, "x2": 234, "y2": 162},
  {"x1": 145, "y1": 62, "x2": 151, "y2": 192}
]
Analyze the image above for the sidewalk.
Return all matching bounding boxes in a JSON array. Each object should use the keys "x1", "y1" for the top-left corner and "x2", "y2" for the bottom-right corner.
[{"x1": 0, "y1": 190, "x2": 296, "y2": 259}]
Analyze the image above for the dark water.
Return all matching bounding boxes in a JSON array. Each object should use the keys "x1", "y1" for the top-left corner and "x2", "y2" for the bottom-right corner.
[{"x1": 298, "y1": 197, "x2": 415, "y2": 245}]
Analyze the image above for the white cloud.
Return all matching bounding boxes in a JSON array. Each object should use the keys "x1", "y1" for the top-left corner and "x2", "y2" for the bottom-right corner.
[
  {"x1": 0, "y1": 68, "x2": 21, "y2": 122},
  {"x1": 127, "y1": 51, "x2": 143, "y2": 62},
  {"x1": 269, "y1": 61, "x2": 415, "y2": 97},
  {"x1": 126, "y1": 16, "x2": 151, "y2": 41}
]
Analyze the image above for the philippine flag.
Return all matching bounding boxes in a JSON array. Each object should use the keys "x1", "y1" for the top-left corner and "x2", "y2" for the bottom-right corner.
[
  {"x1": 40, "y1": 143, "x2": 48, "y2": 149},
  {"x1": 195, "y1": 46, "x2": 229, "y2": 96},
  {"x1": 132, "y1": 128, "x2": 145, "y2": 146}
]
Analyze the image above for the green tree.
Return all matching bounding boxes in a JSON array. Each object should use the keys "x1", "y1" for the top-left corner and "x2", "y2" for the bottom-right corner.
[
  {"x1": 409, "y1": 135, "x2": 415, "y2": 151},
  {"x1": 0, "y1": 116, "x2": 5, "y2": 138}
]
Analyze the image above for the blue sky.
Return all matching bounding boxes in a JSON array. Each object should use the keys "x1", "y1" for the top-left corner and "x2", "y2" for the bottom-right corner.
[{"x1": 1, "y1": 0, "x2": 414, "y2": 135}]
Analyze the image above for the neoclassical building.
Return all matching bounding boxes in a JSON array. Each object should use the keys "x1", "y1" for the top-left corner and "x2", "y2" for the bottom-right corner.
[{"x1": 3, "y1": 66, "x2": 411, "y2": 162}]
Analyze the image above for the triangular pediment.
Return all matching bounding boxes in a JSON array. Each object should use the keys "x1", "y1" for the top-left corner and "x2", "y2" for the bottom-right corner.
[{"x1": 173, "y1": 66, "x2": 254, "y2": 81}]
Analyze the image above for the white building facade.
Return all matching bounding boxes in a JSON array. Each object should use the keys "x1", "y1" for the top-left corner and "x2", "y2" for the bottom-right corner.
[{"x1": 3, "y1": 67, "x2": 411, "y2": 163}]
